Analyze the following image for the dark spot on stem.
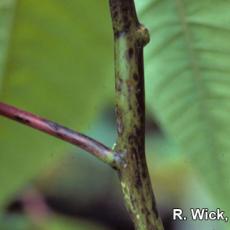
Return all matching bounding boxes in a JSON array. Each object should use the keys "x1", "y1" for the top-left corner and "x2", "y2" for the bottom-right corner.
[
  {"x1": 152, "y1": 199, "x2": 159, "y2": 219},
  {"x1": 113, "y1": 10, "x2": 118, "y2": 18},
  {"x1": 116, "y1": 77, "x2": 123, "y2": 92},
  {"x1": 115, "y1": 30, "x2": 125, "y2": 38},
  {"x1": 123, "y1": 15, "x2": 129, "y2": 23},
  {"x1": 128, "y1": 48, "x2": 134, "y2": 59},
  {"x1": 115, "y1": 107, "x2": 124, "y2": 135},
  {"x1": 133, "y1": 73, "x2": 138, "y2": 81},
  {"x1": 130, "y1": 194, "x2": 136, "y2": 206},
  {"x1": 14, "y1": 115, "x2": 30, "y2": 124},
  {"x1": 135, "y1": 170, "x2": 142, "y2": 189},
  {"x1": 142, "y1": 168, "x2": 148, "y2": 179},
  {"x1": 47, "y1": 121, "x2": 60, "y2": 132},
  {"x1": 56, "y1": 132, "x2": 64, "y2": 139},
  {"x1": 128, "y1": 134, "x2": 136, "y2": 145}
]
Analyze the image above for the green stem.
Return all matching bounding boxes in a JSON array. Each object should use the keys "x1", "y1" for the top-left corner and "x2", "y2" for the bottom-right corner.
[{"x1": 109, "y1": 0, "x2": 164, "y2": 229}]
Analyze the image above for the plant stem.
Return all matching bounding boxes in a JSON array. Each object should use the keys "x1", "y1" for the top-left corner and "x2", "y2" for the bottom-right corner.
[
  {"x1": 0, "y1": 102, "x2": 120, "y2": 169},
  {"x1": 109, "y1": 0, "x2": 164, "y2": 229}
]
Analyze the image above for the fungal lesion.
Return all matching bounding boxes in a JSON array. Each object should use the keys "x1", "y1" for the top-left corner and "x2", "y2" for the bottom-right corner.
[
  {"x1": 110, "y1": 0, "x2": 137, "y2": 37},
  {"x1": 14, "y1": 115, "x2": 30, "y2": 124},
  {"x1": 110, "y1": 0, "x2": 164, "y2": 229},
  {"x1": 127, "y1": 47, "x2": 134, "y2": 59}
]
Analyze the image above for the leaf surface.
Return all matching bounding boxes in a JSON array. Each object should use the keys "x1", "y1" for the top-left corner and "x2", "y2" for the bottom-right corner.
[
  {"x1": 137, "y1": 0, "x2": 230, "y2": 210},
  {"x1": 0, "y1": 0, "x2": 113, "y2": 207}
]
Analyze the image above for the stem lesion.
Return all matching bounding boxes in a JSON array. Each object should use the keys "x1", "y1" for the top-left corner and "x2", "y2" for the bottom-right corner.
[
  {"x1": 109, "y1": 0, "x2": 150, "y2": 45},
  {"x1": 109, "y1": 0, "x2": 164, "y2": 229}
]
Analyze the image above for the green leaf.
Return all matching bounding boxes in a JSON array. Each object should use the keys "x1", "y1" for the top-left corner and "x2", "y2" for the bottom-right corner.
[
  {"x1": 0, "y1": 0, "x2": 113, "y2": 207},
  {"x1": 137, "y1": 0, "x2": 230, "y2": 210}
]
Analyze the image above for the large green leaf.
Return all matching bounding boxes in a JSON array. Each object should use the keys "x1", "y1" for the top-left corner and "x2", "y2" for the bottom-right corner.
[
  {"x1": 137, "y1": 0, "x2": 230, "y2": 211},
  {"x1": 0, "y1": 0, "x2": 113, "y2": 207}
]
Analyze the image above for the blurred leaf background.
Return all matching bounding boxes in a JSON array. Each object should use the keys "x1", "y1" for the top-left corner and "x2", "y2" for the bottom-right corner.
[{"x1": 0, "y1": 0, "x2": 230, "y2": 229}]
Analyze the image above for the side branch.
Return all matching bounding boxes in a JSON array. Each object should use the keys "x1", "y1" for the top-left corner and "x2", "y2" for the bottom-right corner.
[{"x1": 0, "y1": 102, "x2": 120, "y2": 169}]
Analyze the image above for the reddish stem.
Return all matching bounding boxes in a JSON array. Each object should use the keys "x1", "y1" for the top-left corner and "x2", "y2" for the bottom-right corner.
[{"x1": 0, "y1": 102, "x2": 119, "y2": 168}]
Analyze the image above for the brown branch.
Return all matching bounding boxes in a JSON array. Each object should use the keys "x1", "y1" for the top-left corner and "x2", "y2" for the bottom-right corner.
[
  {"x1": 0, "y1": 102, "x2": 120, "y2": 169},
  {"x1": 109, "y1": 0, "x2": 164, "y2": 229}
]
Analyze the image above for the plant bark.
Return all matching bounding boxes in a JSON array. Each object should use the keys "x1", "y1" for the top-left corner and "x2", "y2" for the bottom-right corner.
[{"x1": 109, "y1": 0, "x2": 164, "y2": 229}]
